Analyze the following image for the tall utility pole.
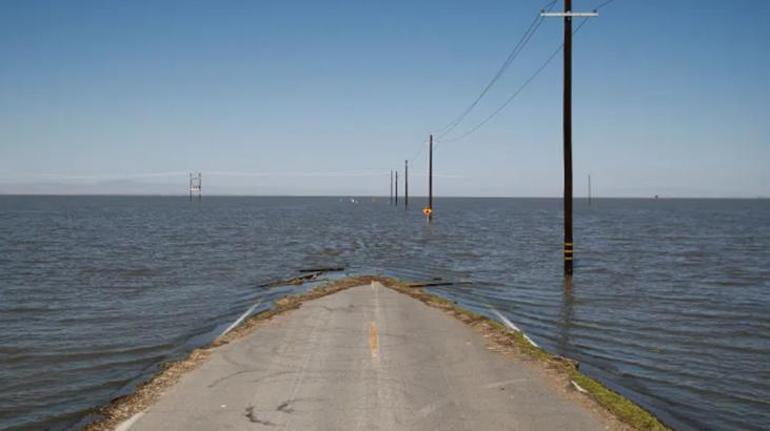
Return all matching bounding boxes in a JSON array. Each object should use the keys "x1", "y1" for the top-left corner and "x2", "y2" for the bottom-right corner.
[
  {"x1": 542, "y1": 2, "x2": 597, "y2": 277},
  {"x1": 395, "y1": 170, "x2": 398, "y2": 206},
  {"x1": 563, "y1": 0, "x2": 574, "y2": 276},
  {"x1": 404, "y1": 160, "x2": 409, "y2": 209},
  {"x1": 390, "y1": 170, "x2": 393, "y2": 205},
  {"x1": 427, "y1": 135, "x2": 434, "y2": 222}
]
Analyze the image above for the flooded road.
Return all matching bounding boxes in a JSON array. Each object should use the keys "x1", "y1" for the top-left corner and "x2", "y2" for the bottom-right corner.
[{"x1": 1, "y1": 196, "x2": 768, "y2": 430}]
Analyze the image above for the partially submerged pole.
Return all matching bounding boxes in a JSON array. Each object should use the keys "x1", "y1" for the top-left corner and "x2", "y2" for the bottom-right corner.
[
  {"x1": 395, "y1": 170, "x2": 399, "y2": 206},
  {"x1": 404, "y1": 159, "x2": 409, "y2": 210},
  {"x1": 390, "y1": 170, "x2": 393, "y2": 205},
  {"x1": 588, "y1": 174, "x2": 592, "y2": 206},
  {"x1": 419, "y1": 136, "x2": 434, "y2": 221},
  {"x1": 563, "y1": 0, "x2": 574, "y2": 276},
  {"x1": 542, "y1": 2, "x2": 597, "y2": 277}
]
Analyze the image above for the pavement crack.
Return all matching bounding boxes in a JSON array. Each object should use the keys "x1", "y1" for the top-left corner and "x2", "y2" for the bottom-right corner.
[
  {"x1": 314, "y1": 305, "x2": 355, "y2": 313},
  {"x1": 244, "y1": 406, "x2": 276, "y2": 426},
  {"x1": 276, "y1": 400, "x2": 295, "y2": 414},
  {"x1": 207, "y1": 369, "x2": 262, "y2": 388}
]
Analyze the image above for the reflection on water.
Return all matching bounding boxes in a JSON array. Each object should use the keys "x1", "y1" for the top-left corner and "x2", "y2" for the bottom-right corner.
[
  {"x1": 557, "y1": 278, "x2": 575, "y2": 356},
  {"x1": 0, "y1": 196, "x2": 768, "y2": 430}
]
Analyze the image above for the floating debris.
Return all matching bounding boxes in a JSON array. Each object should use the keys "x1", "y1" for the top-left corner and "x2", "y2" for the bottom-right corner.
[
  {"x1": 298, "y1": 267, "x2": 345, "y2": 273},
  {"x1": 260, "y1": 267, "x2": 346, "y2": 288},
  {"x1": 259, "y1": 273, "x2": 320, "y2": 288}
]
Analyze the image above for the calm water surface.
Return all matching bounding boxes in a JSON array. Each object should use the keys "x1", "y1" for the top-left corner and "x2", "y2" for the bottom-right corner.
[{"x1": 1, "y1": 196, "x2": 768, "y2": 430}]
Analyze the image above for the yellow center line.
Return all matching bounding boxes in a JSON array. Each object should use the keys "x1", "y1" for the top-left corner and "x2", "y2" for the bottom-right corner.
[{"x1": 369, "y1": 321, "x2": 378, "y2": 359}]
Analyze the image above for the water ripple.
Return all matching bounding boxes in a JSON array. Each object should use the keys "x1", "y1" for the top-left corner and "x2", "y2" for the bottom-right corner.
[{"x1": 0, "y1": 196, "x2": 768, "y2": 430}]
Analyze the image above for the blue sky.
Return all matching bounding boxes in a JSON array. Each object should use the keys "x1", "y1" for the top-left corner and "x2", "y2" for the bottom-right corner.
[{"x1": 1, "y1": 0, "x2": 768, "y2": 197}]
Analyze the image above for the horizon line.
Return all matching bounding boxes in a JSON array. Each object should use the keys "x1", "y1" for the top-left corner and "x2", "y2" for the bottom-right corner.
[{"x1": 0, "y1": 193, "x2": 767, "y2": 200}]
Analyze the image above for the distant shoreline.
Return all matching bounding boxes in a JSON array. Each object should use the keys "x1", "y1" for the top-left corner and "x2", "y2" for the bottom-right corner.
[{"x1": 0, "y1": 194, "x2": 767, "y2": 200}]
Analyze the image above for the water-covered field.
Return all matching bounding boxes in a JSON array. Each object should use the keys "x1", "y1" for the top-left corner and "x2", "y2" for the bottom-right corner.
[{"x1": 1, "y1": 196, "x2": 768, "y2": 430}]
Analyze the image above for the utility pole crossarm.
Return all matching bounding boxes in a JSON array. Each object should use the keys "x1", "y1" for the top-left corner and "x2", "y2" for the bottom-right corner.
[{"x1": 540, "y1": 11, "x2": 598, "y2": 17}]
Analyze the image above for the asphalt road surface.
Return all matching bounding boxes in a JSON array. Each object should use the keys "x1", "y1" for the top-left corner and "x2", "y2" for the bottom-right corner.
[{"x1": 122, "y1": 282, "x2": 607, "y2": 430}]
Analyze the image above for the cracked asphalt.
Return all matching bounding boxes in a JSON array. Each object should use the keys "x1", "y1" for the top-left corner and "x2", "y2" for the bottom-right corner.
[{"x1": 122, "y1": 282, "x2": 607, "y2": 430}]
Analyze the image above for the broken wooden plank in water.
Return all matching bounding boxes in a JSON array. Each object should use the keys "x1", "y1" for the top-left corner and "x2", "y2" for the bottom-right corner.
[
  {"x1": 259, "y1": 272, "x2": 320, "y2": 288},
  {"x1": 298, "y1": 267, "x2": 345, "y2": 273}
]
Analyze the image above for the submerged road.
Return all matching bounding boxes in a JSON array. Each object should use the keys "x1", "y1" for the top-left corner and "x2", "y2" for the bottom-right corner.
[{"x1": 123, "y1": 282, "x2": 608, "y2": 430}]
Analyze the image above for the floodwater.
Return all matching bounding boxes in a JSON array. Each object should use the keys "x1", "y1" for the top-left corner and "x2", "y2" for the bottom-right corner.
[{"x1": 0, "y1": 196, "x2": 768, "y2": 430}]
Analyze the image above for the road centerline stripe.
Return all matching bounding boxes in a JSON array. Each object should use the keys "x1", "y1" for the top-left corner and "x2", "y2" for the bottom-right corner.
[{"x1": 369, "y1": 321, "x2": 378, "y2": 359}]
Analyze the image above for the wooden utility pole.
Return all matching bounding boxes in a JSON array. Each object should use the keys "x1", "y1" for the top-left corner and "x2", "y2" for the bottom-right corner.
[
  {"x1": 404, "y1": 160, "x2": 409, "y2": 209},
  {"x1": 426, "y1": 135, "x2": 434, "y2": 222},
  {"x1": 564, "y1": 0, "x2": 574, "y2": 276},
  {"x1": 542, "y1": 2, "x2": 597, "y2": 276},
  {"x1": 395, "y1": 170, "x2": 399, "y2": 206},
  {"x1": 588, "y1": 174, "x2": 592, "y2": 206}
]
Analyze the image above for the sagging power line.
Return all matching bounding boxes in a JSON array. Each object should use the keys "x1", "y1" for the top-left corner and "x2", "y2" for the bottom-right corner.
[
  {"x1": 433, "y1": 0, "x2": 559, "y2": 139},
  {"x1": 439, "y1": 18, "x2": 590, "y2": 144},
  {"x1": 436, "y1": 0, "x2": 617, "y2": 145},
  {"x1": 386, "y1": 0, "x2": 618, "y2": 280}
]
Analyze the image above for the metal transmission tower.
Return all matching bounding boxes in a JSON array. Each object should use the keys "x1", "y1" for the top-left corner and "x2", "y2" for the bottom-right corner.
[
  {"x1": 189, "y1": 173, "x2": 202, "y2": 201},
  {"x1": 542, "y1": 1, "x2": 597, "y2": 276}
]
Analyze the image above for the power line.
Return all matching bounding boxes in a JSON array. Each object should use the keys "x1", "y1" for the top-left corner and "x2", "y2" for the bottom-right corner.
[
  {"x1": 405, "y1": 0, "x2": 621, "y2": 172},
  {"x1": 406, "y1": 137, "x2": 430, "y2": 163},
  {"x1": 433, "y1": 0, "x2": 622, "y2": 145},
  {"x1": 593, "y1": 0, "x2": 617, "y2": 11},
  {"x1": 438, "y1": 18, "x2": 591, "y2": 144},
  {"x1": 433, "y1": 0, "x2": 558, "y2": 139},
  {"x1": 435, "y1": 0, "x2": 556, "y2": 138}
]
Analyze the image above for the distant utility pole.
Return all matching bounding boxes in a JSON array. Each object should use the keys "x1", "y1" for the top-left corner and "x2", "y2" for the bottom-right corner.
[
  {"x1": 588, "y1": 174, "x2": 592, "y2": 206},
  {"x1": 542, "y1": 1, "x2": 597, "y2": 277},
  {"x1": 423, "y1": 134, "x2": 434, "y2": 222},
  {"x1": 390, "y1": 170, "x2": 393, "y2": 205},
  {"x1": 404, "y1": 159, "x2": 409, "y2": 210},
  {"x1": 395, "y1": 170, "x2": 399, "y2": 206},
  {"x1": 189, "y1": 172, "x2": 202, "y2": 201}
]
